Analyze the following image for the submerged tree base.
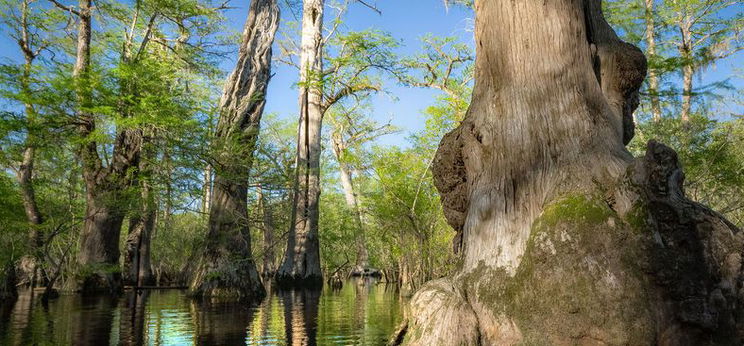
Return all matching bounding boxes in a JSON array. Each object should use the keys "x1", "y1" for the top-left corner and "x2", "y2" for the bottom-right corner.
[
  {"x1": 77, "y1": 263, "x2": 124, "y2": 295},
  {"x1": 189, "y1": 255, "x2": 266, "y2": 302},
  {"x1": 394, "y1": 141, "x2": 744, "y2": 345},
  {"x1": 274, "y1": 273, "x2": 324, "y2": 289}
]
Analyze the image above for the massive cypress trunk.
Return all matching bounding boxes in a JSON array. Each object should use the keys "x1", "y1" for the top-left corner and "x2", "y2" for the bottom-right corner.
[
  {"x1": 70, "y1": 0, "x2": 132, "y2": 294},
  {"x1": 276, "y1": 0, "x2": 324, "y2": 287},
  {"x1": 123, "y1": 137, "x2": 155, "y2": 287},
  {"x1": 393, "y1": 0, "x2": 743, "y2": 344},
  {"x1": 189, "y1": 0, "x2": 279, "y2": 300}
]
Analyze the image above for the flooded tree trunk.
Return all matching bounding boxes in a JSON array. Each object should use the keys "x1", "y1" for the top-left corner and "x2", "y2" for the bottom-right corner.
[
  {"x1": 189, "y1": 0, "x2": 279, "y2": 300},
  {"x1": 276, "y1": 0, "x2": 324, "y2": 287},
  {"x1": 394, "y1": 0, "x2": 743, "y2": 344},
  {"x1": 123, "y1": 139, "x2": 155, "y2": 287},
  {"x1": 69, "y1": 0, "x2": 132, "y2": 294}
]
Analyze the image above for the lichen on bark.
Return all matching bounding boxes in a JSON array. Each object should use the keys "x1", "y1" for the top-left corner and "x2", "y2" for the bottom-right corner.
[{"x1": 394, "y1": 0, "x2": 743, "y2": 344}]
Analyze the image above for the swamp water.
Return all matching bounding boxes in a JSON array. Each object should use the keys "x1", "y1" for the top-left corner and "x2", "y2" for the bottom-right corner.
[{"x1": 0, "y1": 278, "x2": 405, "y2": 345}]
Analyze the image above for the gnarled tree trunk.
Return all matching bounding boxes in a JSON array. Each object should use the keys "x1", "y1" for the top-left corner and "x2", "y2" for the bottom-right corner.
[
  {"x1": 276, "y1": 0, "x2": 324, "y2": 287},
  {"x1": 393, "y1": 0, "x2": 743, "y2": 344},
  {"x1": 71, "y1": 0, "x2": 139, "y2": 294},
  {"x1": 189, "y1": 0, "x2": 279, "y2": 300},
  {"x1": 123, "y1": 137, "x2": 155, "y2": 287}
]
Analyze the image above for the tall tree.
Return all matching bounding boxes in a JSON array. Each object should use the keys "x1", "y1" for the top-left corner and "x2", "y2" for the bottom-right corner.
[
  {"x1": 0, "y1": 0, "x2": 64, "y2": 286},
  {"x1": 189, "y1": 0, "x2": 279, "y2": 300},
  {"x1": 276, "y1": 0, "x2": 325, "y2": 286},
  {"x1": 122, "y1": 133, "x2": 155, "y2": 287},
  {"x1": 53, "y1": 0, "x2": 138, "y2": 294},
  {"x1": 276, "y1": 2, "x2": 398, "y2": 285},
  {"x1": 667, "y1": 0, "x2": 742, "y2": 122},
  {"x1": 327, "y1": 104, "x2": 395, "y2": 273},
  {"x1": 394, "y1": 0, "x2": 743, "y2": 344}
]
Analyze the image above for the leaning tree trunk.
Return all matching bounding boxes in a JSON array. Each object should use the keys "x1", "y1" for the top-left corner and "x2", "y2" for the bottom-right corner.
[
  {"x1": 393, "y1": 0, "x2": 743, "y2": 345},
  {"x1": 188, "y1": 0, "x2": 279, "y2": 301},
  {"x1": 276, "y1": 0, "x2": 324, "y2": 287}
]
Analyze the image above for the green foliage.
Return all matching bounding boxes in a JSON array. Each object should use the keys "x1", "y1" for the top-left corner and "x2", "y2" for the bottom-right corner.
[
  {"x1": 629, "y1": 115, "x2": 744, "y2": 226},
  {"x1": 0, "y1": 173, "x2": 26, "y2": 267}
]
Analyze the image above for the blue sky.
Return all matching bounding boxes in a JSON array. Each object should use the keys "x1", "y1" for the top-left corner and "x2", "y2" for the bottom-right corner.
[
  {"x1": 222, "y1": 0, "x2": 475, "y2": 147},
  {"x1": 0, "y1": 0, "x2": 740, "y2": 149}
]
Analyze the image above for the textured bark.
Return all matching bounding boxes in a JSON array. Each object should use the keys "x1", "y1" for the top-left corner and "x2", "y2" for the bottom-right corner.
[
  {"x1": 276, "y1": 0, "x2": 324, "y2": 287},
  {"x1": 69, "y1": 0, "x2": 122, "y2": 294},
  {"x1": 331, "y1": 137, "x2": 369, "y2": 273},
  {"x1": 393, "y1": 0, "x2": 737, "y2": 344},
  {"x1": 122, "y1": 140, "x2": 155, "y2": 287},
  {"x1": 189, "y1": 0, "x2": 279, "y2": 300}
]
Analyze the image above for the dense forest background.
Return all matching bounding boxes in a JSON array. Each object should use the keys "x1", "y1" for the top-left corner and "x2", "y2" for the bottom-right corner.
[{"x1": 0, "y1": 0, "x2": 741, "y2": 299}]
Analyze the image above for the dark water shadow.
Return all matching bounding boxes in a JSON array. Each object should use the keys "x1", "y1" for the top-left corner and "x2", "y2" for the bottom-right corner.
[
  {"x1": 190, "y1": 298, "x2": 257, "y2": 345},
  {"x1": 70, "y1": 294, "x2": 118, "y2": 345},
  {"x1": 118, "y1": 289, "x2": 151, "y2": 346}
]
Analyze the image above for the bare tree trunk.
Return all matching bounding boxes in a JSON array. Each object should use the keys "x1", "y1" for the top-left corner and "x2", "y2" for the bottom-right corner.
[
  {"x1": 644, "y1": 0, "x2": 662, "y2": 121},
  {"x1": 201, "y1": 164, "x2": 212, "y2": 215},
  {"x1": 276, "y1": 0, "x2": 324, "y2": 287},
  {"x1": 394, "y1": 0, "x2": 743, "y2": 344},
  {"x1": 330, "y1": 137, "x2": 369, "y2": 274},
  {"x1": 678, "y1": 17, "x2": 693, "y2": 123},
  {"x1": 189, "y1": 0, "x2": 279, "y2": 300}
]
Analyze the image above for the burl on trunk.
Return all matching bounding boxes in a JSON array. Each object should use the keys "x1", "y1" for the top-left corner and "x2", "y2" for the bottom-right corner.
[{"x1": 393, "y1": 0, "x2": 743, "y2": 345}]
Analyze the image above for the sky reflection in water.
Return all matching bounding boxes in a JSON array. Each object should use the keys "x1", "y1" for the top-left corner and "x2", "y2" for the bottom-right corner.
[{"x1": 0, "y1": 278, "x2": 404, "y2": 345}]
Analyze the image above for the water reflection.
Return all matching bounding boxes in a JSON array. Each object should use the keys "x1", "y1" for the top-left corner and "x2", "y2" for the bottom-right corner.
[
  {"x1": 281, "y1": 288, "x2": 320, "y2": 346},
  {"x1": 0, "y1": 278, "x2": 404, "y2": 345}
]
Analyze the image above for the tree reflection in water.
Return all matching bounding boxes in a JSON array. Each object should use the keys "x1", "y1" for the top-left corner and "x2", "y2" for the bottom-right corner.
[
  {"x1": 0, "y1": 278, "x2": 403, "y2": 345},
  {"x1": 281, "y1": 288, "x2": 321, "y2": 346}
]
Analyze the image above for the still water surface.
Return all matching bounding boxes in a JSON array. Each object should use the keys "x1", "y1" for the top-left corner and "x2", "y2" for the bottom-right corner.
[{"x1": 0, "y1": 278, "x2": 404, "y2": 345}]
